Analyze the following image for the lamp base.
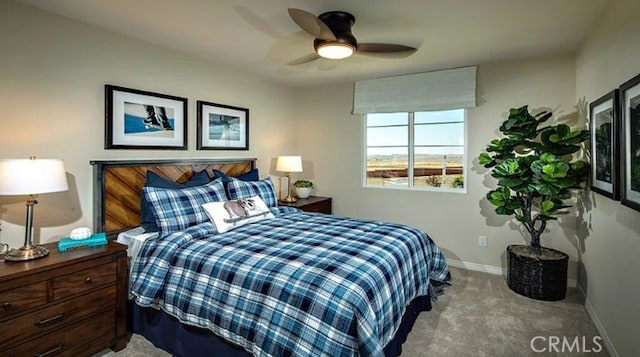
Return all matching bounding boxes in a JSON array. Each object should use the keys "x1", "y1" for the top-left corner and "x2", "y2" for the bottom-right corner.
[
  {"x1": 281, "y1": 196, "x2": 297, "y2": 203},
  {"x1": 5, "y1": 245, "x2": 49, "y2": 262}
]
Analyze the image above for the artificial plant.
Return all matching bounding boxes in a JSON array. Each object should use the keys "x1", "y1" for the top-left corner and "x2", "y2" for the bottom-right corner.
[
  {"x1": 478, "y1": 105, "x2": 590, "y2": 254},
  {"x1": 293, "y1": 179, "x2": 315, "y2": 188}
]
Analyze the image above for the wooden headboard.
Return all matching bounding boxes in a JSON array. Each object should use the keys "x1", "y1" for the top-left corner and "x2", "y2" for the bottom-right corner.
[{"x1": 90, "y1": 158, "x2": 256, "y2": 239}]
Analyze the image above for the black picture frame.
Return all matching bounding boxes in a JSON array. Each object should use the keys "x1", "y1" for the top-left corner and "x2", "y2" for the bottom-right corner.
[
  {"x1": 589, "y1": 89, "x2": 620, "y2": 200},
  {"x1": 196, "y1": 100, "x2": 249, "y2": 150},
  {"x1": 619, "y1": 73, "x2": 640, "y2": 212},
  {"x1": 105, "y1": 85, "x2": 188, "y2": 150}
]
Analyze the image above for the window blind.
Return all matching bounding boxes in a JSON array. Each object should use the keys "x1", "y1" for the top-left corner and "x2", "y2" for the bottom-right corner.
[{"x1": 352, "y1": 66, "x2": 477, "y2": 114}]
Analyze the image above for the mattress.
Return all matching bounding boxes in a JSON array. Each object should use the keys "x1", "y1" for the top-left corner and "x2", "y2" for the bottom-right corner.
[{"x1": 116, "y1": 226, "x2": 157, "y2": 277}]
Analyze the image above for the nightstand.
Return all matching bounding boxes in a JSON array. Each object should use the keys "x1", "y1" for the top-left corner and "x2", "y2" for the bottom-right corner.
[
  {"x1": 0, "y1": 241, "x2": 128, "y2": 356},
  {"x1": 279, "y1": 196, "x2": 332, "y2": 214}
]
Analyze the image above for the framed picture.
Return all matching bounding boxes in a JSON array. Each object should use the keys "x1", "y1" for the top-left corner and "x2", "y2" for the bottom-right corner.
[
  {"x1": 105, "y1": 85, "x2": 187, "y2": 150},
  {"x1": 619, "y1": 73, "x2": 640, "y2": 211},
  {"x1": 196, "y1": 100, "x2": 249, "y2": 150},
  {"x1": 589, "y1": 89, "x2": 619, "y2": 199}
]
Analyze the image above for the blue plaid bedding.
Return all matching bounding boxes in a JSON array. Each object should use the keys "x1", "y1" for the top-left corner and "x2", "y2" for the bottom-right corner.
[{"x1": 130, "y1": 208, "x2": 451, "y2": 357}]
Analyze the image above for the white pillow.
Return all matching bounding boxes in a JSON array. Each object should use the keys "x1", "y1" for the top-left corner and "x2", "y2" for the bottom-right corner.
[{"x1": 203, "y1": 195, "x2": 274, "y2": 233}]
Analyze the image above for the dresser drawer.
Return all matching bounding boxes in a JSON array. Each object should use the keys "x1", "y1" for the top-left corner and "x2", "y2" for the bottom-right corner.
[
  {"x1": 0, "y1": 285, "x2": 116, "y2": 347},
  {"x1": 52, "y1": 262, "x2": 116, "y2": 301},
  {"x1": 4, "y1": 308, "x2": 115, "y2": 357},
  {"x1": 0, "y1": 281, "x2": 48, "y2": 320},
  {"x1": 302, "y1": 200, "x2": 332, "y2": 214}
]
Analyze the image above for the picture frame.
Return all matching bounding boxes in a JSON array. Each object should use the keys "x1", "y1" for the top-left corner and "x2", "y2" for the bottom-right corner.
[
  {"x1": 196, "y1": 100, "x2": 249, "y2": 150},
  {"x1": 589, "y1": 89, "x2": 619, "y2": 200},
  {"x1": 105, "y1": 85, "x2": 187, "y2": 150},
  {"x1": 619, "y1": 73, "x2": 640, "y2": 212}
]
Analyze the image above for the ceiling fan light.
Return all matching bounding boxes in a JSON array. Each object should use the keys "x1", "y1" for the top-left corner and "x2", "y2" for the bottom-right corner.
[{"x1": 316, "y1": 42, "x2": 355, "y2": 60}]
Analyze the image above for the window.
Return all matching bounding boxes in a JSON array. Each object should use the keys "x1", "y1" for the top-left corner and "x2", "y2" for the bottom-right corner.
[{"x1": 364, "y1": 109, "x2": 466, "y2": 191}]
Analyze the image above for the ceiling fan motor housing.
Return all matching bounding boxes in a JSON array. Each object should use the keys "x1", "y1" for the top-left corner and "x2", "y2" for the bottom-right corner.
[{"x1": 314, "y1": 11, "x2": 357, "y2": 50}]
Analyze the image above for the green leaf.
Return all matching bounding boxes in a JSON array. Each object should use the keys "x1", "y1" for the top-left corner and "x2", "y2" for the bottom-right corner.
[
  {"x1": 541, "y1": 200, "x2": 555, "y2": 215},
  {"x1": 498, "y1": 178, "x2": 524, "y2": 188},
  {"x1": 535, "y1": 111, "x2": 553, "y2": 124},
  {"x1": 549, "y1": 134, "x2": 561, "y2": 143},
  {"x1": 554, "y1": 177, "x2": 579, "y2": 188},
  {"x1": 564, "y1": 130, "x2": 581, "y2": 140},
  {"x1": 487, "y1": 188, "x2": 511, "y2": 206},
  {"x1": 542, "y1": 162, "x2": 568, "y2": 179},
  {"x1": 539, "y1": 152, "x2": 557, "y2": 162},
  {"x1": 495, "y1": 206, "x2": 514, "y2": 215},
  {"x1": 540, "y1": 125, "x2": 590, "y2": 151},
  {"x1": 505, "y1": 198, "x2": 525, "y2": 210},
  {"x1": 572, "y1": 160, "x2": 586, "y2": 170},
  {"x1": 571, "y1": 160, "x2": 590, "y2": 176},
  {"x1": 534, "y1": 182, "x2": 560, "y2": 196},
  {"x1": 557, "y1": 124, "x2": 570, "y2": 138},
  {"x1": 493, "y1": 158, "x2": 522, "y2": 177},
  {"x1": 479, "y1": 152, "x2": 493, "y2": 165}
]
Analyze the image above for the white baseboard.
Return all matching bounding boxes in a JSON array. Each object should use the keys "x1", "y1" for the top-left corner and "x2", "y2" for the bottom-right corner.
[
  {"x1": 577, "y1": 283, "x2": 618, "y2": 357},
  {"x1": 447, "y1": 259, "x2": 577, "y2": 287},
  {"x1": 447, "y1": 258, "x2": 504, "y2": 275}
]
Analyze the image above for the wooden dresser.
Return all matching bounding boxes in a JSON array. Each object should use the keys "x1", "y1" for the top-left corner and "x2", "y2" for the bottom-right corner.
[{"x1": 0, "y1": 241, "x2": 127, "y2": 356}]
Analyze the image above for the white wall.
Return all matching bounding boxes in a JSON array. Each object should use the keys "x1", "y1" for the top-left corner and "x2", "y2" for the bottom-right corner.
[
  {"x1": 576, "y1": 0, "x2": 640, "y2": 356},
  {"x1": 293, "y1": 55, "x2": 581, "y2": 279},
  {"x1": 0, "y1": 1, "x2": 296, "y2": 248}
]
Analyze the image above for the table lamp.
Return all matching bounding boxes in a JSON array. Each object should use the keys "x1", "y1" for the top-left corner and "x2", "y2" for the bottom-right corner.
[
  {"x1": 0, "y1": 157, "x2": 69, "y2": 261},
  {"x1": 276, "y1": 156, "x2": 302, "y2": 203}
]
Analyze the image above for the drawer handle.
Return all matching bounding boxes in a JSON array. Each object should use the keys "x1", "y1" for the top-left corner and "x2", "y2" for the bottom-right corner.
[
  {"x1": 35, "y1": 313, "x2": 65, "y2": 326},
  {"x1": 1, "y1": 302, "x2": 10, "y2": 309},
  {"x1": 34, "y1": 343, "x2": 64, "y2": 357},
  {"x1": 85, "y1": 276, "x2": 92, "y2": 283}
]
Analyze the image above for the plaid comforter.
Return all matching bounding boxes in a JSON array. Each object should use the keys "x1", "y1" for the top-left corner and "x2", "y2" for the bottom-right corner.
[{"x1": 130, "y1": 208, "x2": 451, "y2": 357}]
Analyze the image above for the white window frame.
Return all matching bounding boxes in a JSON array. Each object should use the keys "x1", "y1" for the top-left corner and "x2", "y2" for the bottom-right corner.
[{"x1": 362, "y1": 110, "x2": 468, "y2": 193}]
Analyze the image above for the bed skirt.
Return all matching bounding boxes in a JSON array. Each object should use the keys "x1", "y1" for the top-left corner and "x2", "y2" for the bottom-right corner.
[{"x1": 129, "y1": 295, "x2": 432, "y2": 357}]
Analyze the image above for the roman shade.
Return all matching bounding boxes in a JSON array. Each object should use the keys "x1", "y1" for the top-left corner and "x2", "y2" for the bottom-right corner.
[{"x1": 352, "y1": 66, "x2": 477, "y2": 114}]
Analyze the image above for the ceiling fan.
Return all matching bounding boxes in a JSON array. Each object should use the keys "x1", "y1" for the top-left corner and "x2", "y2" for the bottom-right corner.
[{"x1": 287, "y1": 8, "x2": 417, "y2": 64}]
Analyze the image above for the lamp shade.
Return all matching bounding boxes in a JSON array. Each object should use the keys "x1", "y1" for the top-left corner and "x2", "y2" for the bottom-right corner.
[
  {"x1": 276, "y1": 156, "x2": 303, "y2": 173},
  {"x1": 0, "y1": 158, "x2": 69, "y2": 195}
]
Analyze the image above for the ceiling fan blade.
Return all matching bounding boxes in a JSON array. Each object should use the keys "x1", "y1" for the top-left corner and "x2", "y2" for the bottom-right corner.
[
  {"x1": 357, "y1": 43, "x2": 417, "y2": 57},
  {"x1": 286, "y1": 53, "x2": 321, "y2": 66},
  {"x1": 288, "y1": 8, "x2": 336, "y2": 41}
]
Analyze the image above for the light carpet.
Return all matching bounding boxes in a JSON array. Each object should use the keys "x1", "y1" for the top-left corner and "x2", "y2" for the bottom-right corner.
[{"x1": 96, "y1": 267, "x2": 606, "y2": 356}]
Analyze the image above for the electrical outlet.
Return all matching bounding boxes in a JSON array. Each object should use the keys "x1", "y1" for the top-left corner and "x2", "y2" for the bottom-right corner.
[{"x1": 478, "y1": 235, "x2": 488, "y2": 247}]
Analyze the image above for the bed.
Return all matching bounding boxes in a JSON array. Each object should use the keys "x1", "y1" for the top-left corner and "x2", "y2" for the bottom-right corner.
[{"x1": 91, "y1": 158, "x2": 451, "y2": 357}]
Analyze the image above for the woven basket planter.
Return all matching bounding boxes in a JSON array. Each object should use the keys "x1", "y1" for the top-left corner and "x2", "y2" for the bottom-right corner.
[{"x1": 507, "y1": 244, "x2": 568, "y2": 301}]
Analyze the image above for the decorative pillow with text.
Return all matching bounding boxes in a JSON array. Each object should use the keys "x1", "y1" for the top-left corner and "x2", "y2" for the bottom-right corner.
[{"x1": 203, "y1": 195, "x2": 274, "y2": 233}]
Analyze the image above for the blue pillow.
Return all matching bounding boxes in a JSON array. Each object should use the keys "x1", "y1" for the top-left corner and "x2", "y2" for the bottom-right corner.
[
  {"x1": 140, "y1": 170, "x2": 211, "y2": 232},
  {"x1": 212, "y1": 168, "x2": 259, "y2": 182},
  {"x1": 227, "y1": 177, "x2": 278, "y2": 208},
  {"x1": 143, "y1": 178, "x2": 228, "y2": 237}
]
